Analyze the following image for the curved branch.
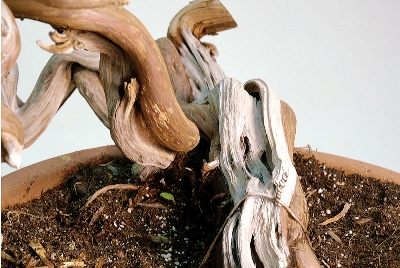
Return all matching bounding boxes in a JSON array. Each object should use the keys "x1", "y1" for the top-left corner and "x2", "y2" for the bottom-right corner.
[
  {"x1": 38, "y1": 0, "x2": 128, "y2": 9},
  {"x1": 155, "y1": 37, "x2": 193, "y2": 104},
  {"x1": 73, "y1": 66, "x2": 109, "y2": 128},
  {"x1": 167, "y1": 0, "x2": 236, "y2": 102},
  {"x1": 1, "y1": 103, "x2": 24, "y2": 168},
  {"x1": 156, "y1": 37, "x2": 220, "y2": 161},
  {"x1": 16, "y1": 56, "x2": 74, "y2": 147},
  {"x1": 5, "y1": 0, "x2": 200, "y2": 152},
  {"x1": 1, "y1": 1, "x2": 21, "y2": 81},
  {"x1": 1, "y1": 49, "x2": 102, "y2": 148},
  {"x1": 168, "y1": 0, "x2": 237, "y2": 47}
]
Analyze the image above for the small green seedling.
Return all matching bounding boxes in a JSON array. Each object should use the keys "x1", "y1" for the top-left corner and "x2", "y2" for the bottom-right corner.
[{"x1": 160, "y1": 192, "x2": 176, "y2": 204}]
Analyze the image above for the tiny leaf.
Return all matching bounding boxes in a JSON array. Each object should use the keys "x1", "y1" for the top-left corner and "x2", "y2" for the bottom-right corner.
[{"x1": 160, "y1": 192, "x2": 175, "y2": 204}]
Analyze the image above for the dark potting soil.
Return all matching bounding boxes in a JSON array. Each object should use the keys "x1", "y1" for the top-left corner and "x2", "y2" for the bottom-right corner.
[
  {"x1": 294, "y1": 152, "x2": 399, "y2": 268},
  {"x1": 2, "y1": 142, "x2": 399, "y2": 267}
]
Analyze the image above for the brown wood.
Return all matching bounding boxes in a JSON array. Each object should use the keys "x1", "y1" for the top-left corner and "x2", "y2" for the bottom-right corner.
[
  {"x1": 0, "y1": 1, "x2": 346, "y2": 266},
  {"x1": 1, "y1": 103, "x2": 24, "y2": 168},
  {"x1": 1, "y1": 1, "x2": 21, "y2": 81},
  {"x1": 5, "y1": 0, "x2": 200, "y2": 153}
]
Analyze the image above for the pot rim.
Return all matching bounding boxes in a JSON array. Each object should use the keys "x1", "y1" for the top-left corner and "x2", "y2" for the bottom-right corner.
[
  {"x1": 2, "y1": 146, "x2": 399, "y2": 209},
  {"x1": 1, "y1": 145, "x2": 126, "y2": 209},
  {"x1": 294, "y1": 148, "x2": 400, "y2": 185}
]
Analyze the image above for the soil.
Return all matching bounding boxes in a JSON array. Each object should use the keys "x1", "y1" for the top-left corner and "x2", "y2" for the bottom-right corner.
[
  {"x1": 2, "y1": 141, "x2": 399, "y2": 268},
  {"x1": 294, "y1": 152, "x2": 400, "y2": 268}
]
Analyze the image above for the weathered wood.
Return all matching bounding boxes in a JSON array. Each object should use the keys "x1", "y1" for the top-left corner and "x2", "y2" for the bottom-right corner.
[
  {"x1": 168, "y1": 0, "x2": 236, "y2": 102},
  {"x1": 1, "y1": 1, "x2": 20, "y2": 81},
  {"x1": 72, "y1": 67, "x2": 109, "y2": 128},
  {"x1": 156, "y1": 37, "x2": 193, "y2": 104},
  {"x1": 166, "y1": 1, "x2": 319, "y2": 267},
  {"x1": 168, "y1": 0, "x2": 237, "y2": 48},
  {"x1": 5, "y1": 0, "x2": 200, "y2": 153},
  {"x1": 1, "y1": 1, "x2": 320, "y2": 266},
  {"x1": 1, "y1": 64, "x2": 20, "y2": 111},
  {"x1": 1, "y1": 103, "x2": 24, "y2": 168},
  {"x1": 1, "y1": 51, "x2": 99, "y2": 148},
  {"x1": 156, "y1": 37, "x2": 220, "y2": 161}
]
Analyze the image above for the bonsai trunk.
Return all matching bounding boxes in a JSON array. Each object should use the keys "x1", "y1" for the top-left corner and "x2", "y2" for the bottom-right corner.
[{"x1": 1, "y1": 0, "x2": 320, "y2": 266}]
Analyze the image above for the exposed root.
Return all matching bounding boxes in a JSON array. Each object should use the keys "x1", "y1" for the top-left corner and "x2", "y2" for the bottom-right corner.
[
  {"x1": 6, "y1": 210, "x2": 39, "y2": 221},
  {"x1": 83, "y1": 184, "x2": 139, "y2": 209},
  {"x1": 320, "y1": 202, "x2": 351, "y2": 226}
]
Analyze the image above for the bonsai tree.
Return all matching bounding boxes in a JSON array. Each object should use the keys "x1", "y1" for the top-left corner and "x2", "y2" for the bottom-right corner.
[{"x1": 1, "y1": 0, "x2": 320, "y2": 266}]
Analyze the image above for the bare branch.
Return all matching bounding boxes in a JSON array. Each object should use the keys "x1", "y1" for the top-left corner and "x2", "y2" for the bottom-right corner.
[
  {"x1": 1, "y1": 1, "x2": 20, "y2": 81},
  {"x1": 5, "y1": 0, "x2": 200, "y2": 153}
]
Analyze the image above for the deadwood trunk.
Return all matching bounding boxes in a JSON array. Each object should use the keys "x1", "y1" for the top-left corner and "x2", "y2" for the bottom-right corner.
[{"x1": 1, "y1": 0, "x2": 320, "y2": 266}]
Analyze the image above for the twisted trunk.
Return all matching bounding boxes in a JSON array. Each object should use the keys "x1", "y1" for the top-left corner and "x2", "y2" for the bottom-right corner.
[{"x1": 1, "y1": 0, "x2": 320, "y2": 266}]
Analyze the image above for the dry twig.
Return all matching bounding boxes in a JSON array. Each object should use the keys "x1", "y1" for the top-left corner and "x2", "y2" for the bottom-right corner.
[
  {"x1": 136, "y1": 202, "x2": 168, "y2": 209},
  {"x1": 320, "y1": 203, "x2": 351, "y2": 226},
  {"x1": 1, "y1": 251, "x2": 16, "y2": 264},
  {"x1": 327, "y1": 230, "x2": 342, "y2": 244},
  {"x1": 59, "y1": 261, "x2": 85, "y2": 267},
  {"x1": 28, "y1": 240, "x2": 55, "y2": 268},
  {"x1": 83, "y1": 184, "x2": 139, "y2": 209}
]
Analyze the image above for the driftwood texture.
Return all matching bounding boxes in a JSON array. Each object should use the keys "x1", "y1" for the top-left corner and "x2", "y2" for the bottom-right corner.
[
  {"x1": 1, "y1": 1, "x2": 23, "y2": 167},
  {"x1": 1, "y1": 1, "x2": 20, "y2": 82},
  {"x1": 1, "y1": 0, "x2": 320, "y2": 266},
  {"x1": 164, "y1": 1, "x2": 320, "y2": 267},
  {"x1": 1, "y1": 103, "x2": 24, "y2": 168},
  {"x1": 2, "y1": 0, "x2": 201, "y2": 168}
]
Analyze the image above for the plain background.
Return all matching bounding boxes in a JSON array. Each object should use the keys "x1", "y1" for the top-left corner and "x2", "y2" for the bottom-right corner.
[{"x1": 2, "y1": 1, "x2": 399, "y2": 176}]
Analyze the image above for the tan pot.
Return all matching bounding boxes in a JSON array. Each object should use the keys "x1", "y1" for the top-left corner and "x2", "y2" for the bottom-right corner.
[
  {"x1": 2, "y1": 146, "x2": 399, "y2": 267},
  {"x1": 3, "y1": 146, "x2": 398, "y2": 210},
  {"x1": 1, "y1": 145, "x2": 126, "y2": 209},
  {"x1": 294, "y1": 148, "x2": 400, "y2": 185}
]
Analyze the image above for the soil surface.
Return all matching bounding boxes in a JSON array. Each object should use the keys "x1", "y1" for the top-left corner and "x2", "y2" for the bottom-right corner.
[
  {"x1": 2, "y1": 142, "x2": 399, "y2": 267},
  {"x1": 294, "y1": 152, "x2": 400, "y2": 268}
]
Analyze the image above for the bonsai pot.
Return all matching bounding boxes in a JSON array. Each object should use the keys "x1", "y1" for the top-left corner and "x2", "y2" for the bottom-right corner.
[
  {"x1": 1, "y1": 145, "x2": 399, "y2": 267},
  {"x1": 1, "y1": 145, "x2": 126, "y2": 209},
  {"x1": 3, "y1": 146, "x2": 399, "y2": 209},
  {"x1": 294, "y1": 148, "x2": 400, "y2": 185}
]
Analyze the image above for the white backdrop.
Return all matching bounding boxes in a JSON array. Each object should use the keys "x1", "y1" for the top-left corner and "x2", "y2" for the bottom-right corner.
[{"x1": 2, "y1": 1, "x2": 399, "y2": 175}]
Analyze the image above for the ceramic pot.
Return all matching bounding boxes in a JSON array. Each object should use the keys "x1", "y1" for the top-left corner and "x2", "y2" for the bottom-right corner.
[
  {"x1": 3, "y1": 146, "x2": 399, "y2": 207},
  {"x1": 294, "y1": 148, "x2": 400, "y2": 185},
  {"x1": 1, "y1": 145, "x2": 126, "y2": 209},
  {"x1": 2, "y1": 146, "x2": 399, "y2": 267},
  {"x1": 3, "y1": 146, "x2": 399, "y2": 209}
]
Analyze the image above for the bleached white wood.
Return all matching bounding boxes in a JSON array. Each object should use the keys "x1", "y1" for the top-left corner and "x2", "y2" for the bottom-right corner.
[
  {"x1": 245, "y1": 79, "x2": 297, "y2": 206},
  {"x1": 209, "y1": 78, "x2": 290, "y2": 267},
  {"x1": 178, "y1": 29, "x2": 226, "y2": 103},
  {"x1": 172, "y1": 4, "x2": 299, "y2": 265}
]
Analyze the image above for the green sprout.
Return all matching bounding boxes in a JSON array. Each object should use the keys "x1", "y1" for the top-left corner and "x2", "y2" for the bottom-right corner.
[{"x1": 160, "y1": 192, "x2": 176, "y2": 204}]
